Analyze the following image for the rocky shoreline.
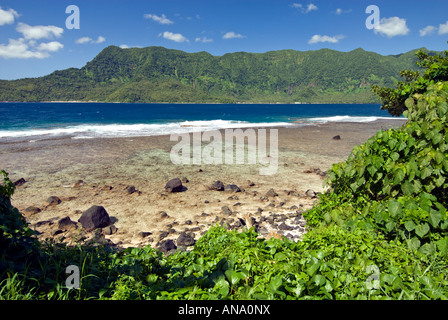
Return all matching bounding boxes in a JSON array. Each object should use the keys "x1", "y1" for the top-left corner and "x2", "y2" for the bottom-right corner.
[
  {"x1": 3, "y1": 120, "x2": 407, "y2": 253},
  {"x1": 19, "y1": 174, "x2": 323, "y2": 254}
]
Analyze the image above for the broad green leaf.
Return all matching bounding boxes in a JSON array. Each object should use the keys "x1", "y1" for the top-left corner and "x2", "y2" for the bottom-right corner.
[
  {"x1": 404, "y1": 220, "x2": 416, "y2": 232},
  {"x1": 311, "y1": 274, "x2": 326, "y2": 287},
  {"x1": 269, "y1": 275, "x2": 283, "y2": 292},
  {"x1": 407, "y1": 237, "x2": 421, "y2": 250},
  {"x1": 415, "y1": 223, "x2": 430, "y2": 238},
  {"x1": 428, "y1": 210, "x2": 442, "y2": 228},
  {"x1": 225, "y1": 270, "x2": 241, "y2": 286},
  {"x1": 388, "y1": 199, "x2": 402, "y2": 218},
  {"x1": 420, "y1": 167, "x2": 432, "y2": 179},
  {"x1": 307, "y1": 261, "x2": 321, "y2": 277},
  {"x1": 393, "y1": 168, "x2": 405, "y2": 185},
  {"x1": 401, "y1": 180, "x2": 414, "y2": 196},
  {"x1": 436, "y1": 238, "x2": 448, "y2": 255},
  {"x1": 391, "y1": 152, "x2": 400, "y2": 161},
  {"x1": 386, "y1": 221, "x2": 396, "y2": 232}
]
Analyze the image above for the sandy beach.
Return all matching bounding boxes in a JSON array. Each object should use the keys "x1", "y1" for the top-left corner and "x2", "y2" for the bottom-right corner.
[{"x1": 0, "y1": 119, "x2": 406, "y2": 249}]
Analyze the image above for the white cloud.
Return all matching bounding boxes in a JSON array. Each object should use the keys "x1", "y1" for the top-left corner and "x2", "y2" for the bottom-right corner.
[
  {"x1": 119, "y1": 44, "x2": 130, "y2": 49},
  {"x1": 0, "y1": 38, "x2": 63, "y2": 59},
  {"x1": 291, "y1": 3, "x2": 318, "y2": 13},
  {"x1": 419, "y1": 25, "x2": 437, "y2": 37},
  {"x1": 306, "y1": 4, "x2": 318, "y2": 13},
  {"x1": 160, "y1": 31, "x2": 188, "y2": 43},
  {"x1": 439, "y1": 20, "x2": 448, "y2": 35},
  {"x1": 374, "y1": 17, "x2": 410, "y2": 38},
  {"x1": 144, "y1": 13, "x2": 173, "y2": 25},
  {"x1": 37, "y1": 41, "x2": 63, "y2": 52},
  {"x1": 16, "y1": 22, "x2": 63, "y2": 40},
  {"x1": 0, "y1": 7, "x2": 19, "y2": 26},
  {"x1": 222, "y1": 31, "x2": 246, "y2": 39},
  {"x1": 308, "y1": 34, "x2": 345, "y2": 45},
  {"x1": 195, "y1": 36, "x2": 213, "y2": 43},
  {"x1": 75, "y1": 37, "x2": 92, "y2": 44},
  {"x1": 75, "y1": 36, "x2": 106, "y2": 44},
  {"x1": 308, "y1": 34, "x2": 345, "y2": 44},
  {"x1": 335, "y1": 8, "x2": 352, "y2": 15}
]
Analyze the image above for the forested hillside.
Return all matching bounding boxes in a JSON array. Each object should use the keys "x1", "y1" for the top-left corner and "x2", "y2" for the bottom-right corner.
[{"x1": 0, "y1": 46, "x2": 429, "y2": 103}]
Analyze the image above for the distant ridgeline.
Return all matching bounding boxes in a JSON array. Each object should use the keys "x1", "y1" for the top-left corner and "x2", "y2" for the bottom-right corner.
[{"x1": 0, "y1": 46, "x2": 433, "y2": 103}]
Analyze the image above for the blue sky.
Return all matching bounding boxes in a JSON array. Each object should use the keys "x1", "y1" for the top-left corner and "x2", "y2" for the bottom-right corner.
[{"x1": 0, "y1": 0, "x2": 448, "y2": 80}]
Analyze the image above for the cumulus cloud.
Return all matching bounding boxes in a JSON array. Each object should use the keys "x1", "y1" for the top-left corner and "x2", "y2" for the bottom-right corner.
[
  {"x1": 439, "y1": 20, "x2": 448, "y2": 35},
  {"x1": 144, "y1": 13, "x2": 173, "y2": 25},
  {"x1": 0, "y1": 38, "x2": 63, "y2": 59},
  {"x1": 37, "y1": 41, "x2": 64, "y2": 52},
  {"x1": 195, "y1": 36, "x2": 213, "y2": 43},
  {"x1": 308, "y1": 34, "x2": 345, "y2": 44},
  {"x1": 291, "y1": 3, "x2": 318, "y2": 13},
  {"x1": 374, "y1": 17, "x2": 410, "y2": 38},
  {"x1": 160, "y1": 31, "x2": 188, "y2": 43},
  {"x1": 75, "y1": 36, "x2": 106, "y2": 44},
  {"x1": 222, "y1": 31, "x2": 246, "y2": 39},
  {"x1": 419, "y1": 25, "x2": 437, "y2": 37},
  {"x1": 0, "y1": 7, "x2": 19, "y2": 26},
  {"x1": 16, "y1": 22, "x2": 63, "y2": 40}
]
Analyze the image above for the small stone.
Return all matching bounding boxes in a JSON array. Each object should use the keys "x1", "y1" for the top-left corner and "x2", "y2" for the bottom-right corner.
[
  {"x1": 159, "y1": 231, "x2": 169, "y2": 241},
  {"x1": 305, "y1": 189, "x2": 317, "y2": 198},
  {"x1": 58, "y1": 216, "x2": 76, "y2": 230},
  {"x1": 24, "y1": 206, "x2": 41, "y2": 215},
  {"x1": 46, "y1": 196, "x2": 61, "y2": 205},
  {"x1": 225, "y1": 184, "x2": 241, "y2": 193},
  {"x1": 278, "y1": 222, "x2": 294, "y2": 231},
  {"x1": 103, "y1": 225, "x2": 118, "y2": 235},
  {"x1": 165, "y1": 178, "x2": 183, "y2": 193},
  {"x1": 14, "y1": 178, "x2": 26, "y2": 187},
  {"x1": 221, "y1": 206, "x2": 232, "y2": 215},
  {"x1": 158, "y1": 239, "x2": 177, "y2": 254},
  {"x1": 265, "y1": 188, "x2": 278, "y2": 197},
  {"x1": 126, "y1": 185, "x2": 136, "y2": 194},
  {"x1": 210, "y1": 181, "x2": 225, "y2": 191},
  {"x1": 333, "y1": 135, "x2": 341, "y2": 140},
  {"x1": 159, "y1": 211, "x2": 169, "y2": 218},
  {"x1": 137, "y1": 231, "x2": 152, "y2": 238},
  {"x1": 177, "y1": 232, "x2": 195, "y2": 246}
]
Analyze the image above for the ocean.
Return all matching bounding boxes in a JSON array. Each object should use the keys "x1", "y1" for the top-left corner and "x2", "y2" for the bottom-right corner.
[{"x1": 0, "y1": 102, "x2": 401, "y2": 141}]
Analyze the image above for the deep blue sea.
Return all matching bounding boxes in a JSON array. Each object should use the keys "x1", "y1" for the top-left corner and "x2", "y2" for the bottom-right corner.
[{"x1": 0, "y1": 102, "x2": 400, "y2": 140}]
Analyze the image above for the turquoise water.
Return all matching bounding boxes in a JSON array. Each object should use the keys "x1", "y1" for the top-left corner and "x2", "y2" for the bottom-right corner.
[{"x1": 0, "y1": 102, "x2": 399, "y2": 139}]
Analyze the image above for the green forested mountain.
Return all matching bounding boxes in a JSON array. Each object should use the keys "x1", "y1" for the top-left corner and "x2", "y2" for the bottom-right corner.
[{"x1": 0, "y1": 45, "x2": 430, "y2": 103}]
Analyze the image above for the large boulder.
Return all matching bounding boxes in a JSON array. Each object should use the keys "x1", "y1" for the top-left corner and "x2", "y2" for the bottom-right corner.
[
  {"x1": 165, "y1": 178, "x2": 183, "y2": 193},
  {"x1": 78, "y1": 206, "x2": 111, "y2": 231}
]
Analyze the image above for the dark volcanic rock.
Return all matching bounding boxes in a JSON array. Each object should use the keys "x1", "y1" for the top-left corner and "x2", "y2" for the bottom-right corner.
[
  {"x1": 14, "y1": 178, "x2": 26, "y2": 187},
  {"x1": 210, "y1": 181, "x2": 225, "y2": 191},
  {"x1": 158, "y1": 239, "x2": 177, "y2": 254},
  {"x1": 58, "y1": 216, "x2": 77, "y2": 230},
  {"x1": 221, "y1": 206, "x2": 233, "y2": 215},
  {"x1": 177, "y1": 232, "x2": 195, "y2": 246},
  {"x1": 78, "y1": 206, "x2": 111, "y2": 231},
  {"x1": 225, "y1": 184, "x2": 241, "y2": 193},
  {"x1": 265, "y1": 188, "x2": 278, "y2": 197},
  {"x1": 46, "y1": 196, "x2": 61, "y2": 205},
  {"x1": 165, "y1": 178, "x2": 183, "y2": 193}
]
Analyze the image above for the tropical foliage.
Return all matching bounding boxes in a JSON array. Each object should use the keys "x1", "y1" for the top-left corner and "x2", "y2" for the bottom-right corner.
[
  {"x1": 1, "y1": 48, "x2": 448, "y2": 300},
  {"x1": 0, "y1": 46, "x2": 427, "y2": 104}
]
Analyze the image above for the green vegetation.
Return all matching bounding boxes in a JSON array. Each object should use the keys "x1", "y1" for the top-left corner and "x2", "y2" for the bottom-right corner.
[
  {"x1": 0, "y1": 46, "x2": 429, "y2": 104},
  {"x1": 1, "y1": 48, "x2": 448, "y2": 300}
]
